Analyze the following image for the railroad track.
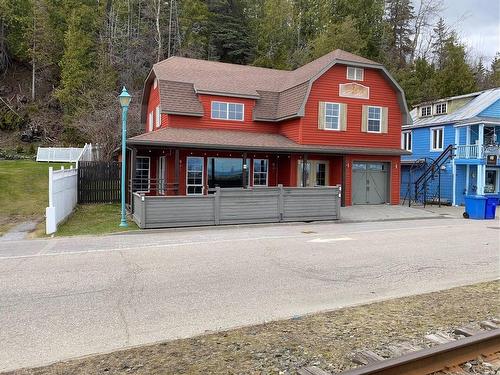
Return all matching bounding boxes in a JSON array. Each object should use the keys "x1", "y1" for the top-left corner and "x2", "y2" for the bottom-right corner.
[{"x1": 299, "y1": 320, "x2": 500, "y2": 375}]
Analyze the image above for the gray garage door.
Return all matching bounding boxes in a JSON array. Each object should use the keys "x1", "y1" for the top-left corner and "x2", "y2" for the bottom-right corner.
[{"x1": 352, "y1": 162, "x2": 389, "y2": 204}]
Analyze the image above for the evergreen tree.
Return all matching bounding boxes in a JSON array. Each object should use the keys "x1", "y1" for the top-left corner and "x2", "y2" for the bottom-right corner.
[
  {"x1": 435, "y1": 36, "x2": 476, "y2": 98},
  {"x1": 383, "y1": 0, "x2": 414, "y2": 69},
  {"x1": 431, "y1": 17, "x2": 448, "y2": 69},
  {"x1": 207, "y1": 0, "x2": 254, "y2": 64},
  {"x1": 490, "y1": 53, "x2": 500, "y2": 87}
]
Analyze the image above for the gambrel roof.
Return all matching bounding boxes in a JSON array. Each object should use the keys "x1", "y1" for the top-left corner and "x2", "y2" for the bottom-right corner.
[{"x1": 141, "y1": 49, "x2": 410, "y2": 124}]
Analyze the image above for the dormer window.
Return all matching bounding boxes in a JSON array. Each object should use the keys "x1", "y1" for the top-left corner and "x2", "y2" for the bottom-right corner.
[
  {"x1": 435, "y1": 102, "x2": 447, "y2": 115},
  {"x1": 421, "y1": 105, "x2": 432, "y2": 117},
  {"x1": 347, "y1": 66, "x2": 364, "y2": 81},
  {"x1": 211, "y1": 101, "x2": 244, "y2": 121}
]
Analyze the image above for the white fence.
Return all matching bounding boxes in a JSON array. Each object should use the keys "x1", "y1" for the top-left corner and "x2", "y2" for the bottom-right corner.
[
  {"x1": 46, "y1": 166, "x2": 78, "y2": 234},
  {"x1": 36, "y1": 143, "x2": 98, "y2": 165}
]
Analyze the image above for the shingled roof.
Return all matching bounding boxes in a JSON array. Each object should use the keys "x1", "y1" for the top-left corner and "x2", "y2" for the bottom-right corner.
[
  {"x1": 141, "y1": 49, "x2": 410, "y2": 124},
  {"x1": 128, "y1": 127, "x2": 409, "y2": 156}
]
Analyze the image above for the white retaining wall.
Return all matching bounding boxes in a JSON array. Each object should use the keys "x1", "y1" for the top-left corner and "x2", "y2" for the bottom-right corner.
[{"x1": 46, "y1": 166, "x2": 78, "y2": 234}]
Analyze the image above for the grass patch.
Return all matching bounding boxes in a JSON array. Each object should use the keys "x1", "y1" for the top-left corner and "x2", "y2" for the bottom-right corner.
[
  {"x1": 0, "y1": 160, "x2": 74, "y2": 231},
  {"x1": 54, "y1": 203, "x2": 137, "y2": 237}
]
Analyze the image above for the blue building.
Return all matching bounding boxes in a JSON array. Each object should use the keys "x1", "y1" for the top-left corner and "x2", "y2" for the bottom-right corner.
[{"x1": 401, "y1": 88, "x2": 500, "y2": 206}]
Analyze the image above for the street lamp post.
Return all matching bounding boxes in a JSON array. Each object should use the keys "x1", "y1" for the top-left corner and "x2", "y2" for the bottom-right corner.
[{"x1": 119, "y1": 87, "x2": 131, "y2": 227}]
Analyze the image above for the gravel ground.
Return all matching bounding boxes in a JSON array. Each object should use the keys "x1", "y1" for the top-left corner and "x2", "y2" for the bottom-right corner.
[{"x1": 5, "y1": 280, "x2": 499, "y2": 375}]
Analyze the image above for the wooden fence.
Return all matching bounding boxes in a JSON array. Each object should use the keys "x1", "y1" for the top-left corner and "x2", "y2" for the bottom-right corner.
[
  {"x1": 132, "y1": 185, "x2": 341, "y2": 229},
  {"x1": 77, "y1": 161, "x2": 121, "y2": 204}
]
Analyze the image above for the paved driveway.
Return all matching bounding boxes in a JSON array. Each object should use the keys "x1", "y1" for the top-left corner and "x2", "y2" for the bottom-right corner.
[{"x1": 0, "y1": 218, "x2": 498, "y2": 371}]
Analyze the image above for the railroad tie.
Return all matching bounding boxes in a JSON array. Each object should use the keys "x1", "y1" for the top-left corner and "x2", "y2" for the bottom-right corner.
[
  {"x1": 480, "y1": 320, "x2": 499, "y2": 330},
  {"x1": 454, "y1": 326, "x2": 480, "y2": 337},
  {"x1": 425, "y1": 332, "x2": 456, "y2": 345},
  {"x1": 351, "y1": 350, "x2": 384, "y2": 365},
  {"x1": 387, "y1": 342, "x2": 422, "y2": 356},
  {"x1": 297, "y1": 366, "x2": 331, "y2": 375}
]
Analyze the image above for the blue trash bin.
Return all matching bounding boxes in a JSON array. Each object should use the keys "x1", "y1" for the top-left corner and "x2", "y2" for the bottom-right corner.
[
  {"x1": 485, "y1": 197, "x2": 498, "y2": 219},
  {"x1": 464, "y1": 195, "x2": 487, "y2": 219}
]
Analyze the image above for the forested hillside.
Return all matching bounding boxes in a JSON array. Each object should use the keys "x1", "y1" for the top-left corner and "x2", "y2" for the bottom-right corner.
[{"x1": 1, "y1": 0, "x2": 499, "y2": 158}]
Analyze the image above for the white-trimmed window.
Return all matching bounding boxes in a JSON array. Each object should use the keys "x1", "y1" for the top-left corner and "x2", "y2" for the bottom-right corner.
[
  {"x1": 367, "y1": 106, "x2": 381, "y2": 133},
  {"x1": 186, "y1": 156, "x2": 204, "y2": 195},
  {"x1": 421, "y1": 105, "x2": 432, "y2": 117},
  {"x1": 435, "y1": 102, "x2": 447, "y2": 115},
  {"x1": 211, "y1": 101, "x2": 244, "y2": 121},
  {"x1": 402, "y1": 130, "x2": 412, "y2": 151},
  {"x1": 148, "y1": 112, "x2": 153, "y2": 131},
  {"x1": 347, "y1": 66, "x2": 364, "y2": 81},
  {"x1": 135, "y1": 156, "x2": 150, "y2": 193},
  {"x1": 153, "y1": 78, "x2": 158, "y2": 89},
  {"x1": 430, "y1": 127, "x2": 444, "y2": 151},
  {"x1": 253, "y1": 159, "x2": 268, "y2": 186},
  {"x1": 325, "y1": 103, "x2": 340, "y2": 130},
  {"x1": 155, "y1": 106, "x2": 161, "y2": 128}
]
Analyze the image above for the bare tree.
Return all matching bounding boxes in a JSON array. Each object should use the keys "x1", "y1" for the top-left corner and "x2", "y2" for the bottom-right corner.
[
  {"x1": 154, "y1": 0, "x2": 162, "y2": 61},
  {"x1": 409, "y1": 0, "x2": 443, "y2": 63}
]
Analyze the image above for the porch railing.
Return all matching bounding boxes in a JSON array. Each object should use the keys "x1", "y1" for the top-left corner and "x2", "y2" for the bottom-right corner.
[{"x1": 455, "y1": 144, "x2": 483, "y2": 159}]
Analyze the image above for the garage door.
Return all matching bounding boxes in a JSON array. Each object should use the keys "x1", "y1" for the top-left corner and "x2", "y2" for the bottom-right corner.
[{"x1": 352, "y1": 162, "x2": 389, "y2": 204}]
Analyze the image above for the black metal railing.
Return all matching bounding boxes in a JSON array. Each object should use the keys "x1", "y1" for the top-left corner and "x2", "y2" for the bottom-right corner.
[{"x1": 411, "y1": 144, "x2": 455, "y2": 207}]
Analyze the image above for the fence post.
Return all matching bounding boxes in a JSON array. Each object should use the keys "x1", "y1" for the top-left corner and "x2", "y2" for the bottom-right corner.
[
  {"x1": 140, "y1": 194, "x2": 146, "y2": 229},
  {"x1": 336, "y1": 185, "x2": 342, "y2": 220},
  {"x1": 214, "y1": 186, "x2": 221, "y2": 225},
  {"x1": 278, "y1": 184, "x2": 284, "y2": 222}
]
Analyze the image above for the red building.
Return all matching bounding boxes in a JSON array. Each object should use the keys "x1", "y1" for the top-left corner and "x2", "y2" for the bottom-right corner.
[{"x1": 127, "y1": 49, "x2": 410, "y2": 206}]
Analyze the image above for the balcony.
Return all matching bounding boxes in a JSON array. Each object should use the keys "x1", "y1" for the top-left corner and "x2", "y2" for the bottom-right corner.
[
  {"x1": 455, "y1": 144, "x2": 483, "y2": 159},
  {"x1": 455, "y1": 144, "x2": 500, "y2": 161}
]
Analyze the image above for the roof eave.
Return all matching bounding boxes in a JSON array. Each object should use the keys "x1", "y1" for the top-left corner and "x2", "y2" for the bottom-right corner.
[{"x1": 127, "y1": 138, "x2": 408, "y2": 156}]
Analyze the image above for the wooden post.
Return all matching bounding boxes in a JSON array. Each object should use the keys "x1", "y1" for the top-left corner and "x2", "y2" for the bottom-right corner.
[
  {"x1": 302, "y1": 153, "x2": 308, "y2": 187},
  {"x1": 214, "y1": 186, "x2": 221, "y2": 225},
  {"x1": 174, "y1": 149, "x2": 180, "y2": 195},
  {"x1": 242, "y1": 152, "x2": 247, "y2": 188},
  {"x1": 278, "y1": 184, "x2": 284, "y2": 222}
]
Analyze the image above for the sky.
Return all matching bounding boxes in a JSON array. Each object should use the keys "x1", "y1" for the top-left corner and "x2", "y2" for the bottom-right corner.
[{"x1": 438, "y1": 0, "x2": 499, "y2": 63}]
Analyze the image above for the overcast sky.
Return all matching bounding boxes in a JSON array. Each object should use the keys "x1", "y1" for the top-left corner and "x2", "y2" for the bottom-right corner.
[{"x1": 437, "y1": 0, "x2": 499, "y2": 63}]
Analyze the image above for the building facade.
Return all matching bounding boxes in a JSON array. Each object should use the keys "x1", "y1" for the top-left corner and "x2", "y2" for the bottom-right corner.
[
  {"x1": 400, "y1": 88, "x2": 500, "y2": 206},
  {"x1": 127, "y1": 50, "x2": 410, "y2": 206}
]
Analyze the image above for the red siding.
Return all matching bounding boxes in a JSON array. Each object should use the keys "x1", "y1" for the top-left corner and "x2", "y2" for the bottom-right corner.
[
  {"x1": 168, "y1": 95, "x2": 279, "y2": 133},
  {"x1": 299, "y1": 64, "x2": 402, "y2": 148},
  {"x1": 146, "y1": 82, "x2": 160, "y2": 132},
  {"x1": 278, "y1": 118, "x2": 302, "y2": 142}
]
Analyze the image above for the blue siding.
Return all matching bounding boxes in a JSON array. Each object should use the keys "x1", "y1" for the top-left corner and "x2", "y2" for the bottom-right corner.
[
  {"x1": 402, "y1": 123, "x2": 456, "y2": 162},
  {"x1": 479, "y1": 99, "x2": 500, "y2": 118}
]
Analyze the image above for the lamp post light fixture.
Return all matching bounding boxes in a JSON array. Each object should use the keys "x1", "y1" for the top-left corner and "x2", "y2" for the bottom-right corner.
[{"x1": 119, "y1": 86, "x2": 132, "y2": 227}]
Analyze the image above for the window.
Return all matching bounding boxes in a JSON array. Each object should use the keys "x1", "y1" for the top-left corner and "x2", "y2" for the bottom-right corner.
[
  {"x1": 347, "y1": 66, "x2": 364, "y2": 81},
  {"x1": 430, "y1": 127, "x2": 444, "y2": 151},
  {"x1": 153, "y1": 78, "x2": 158, "y2": 89},
  {"x1": 324, "y1": 103, "x2": 340, "y2": 130},
  {"x1": 485, "y1": 169, "x2": 498, "y2": 194},
  {"x1": 316, "y1": 163, "x2": 326, "y2": 186},
  {"x1": 155, "y1": 106, "x2": 161, "y2": 128},
  {"x1": 402, "y1": 130, "x2": 412, "y2": 151},
  {"x1": 211, "y1": 101, "x2": 244, "y2": 121},
  {"x1": 135, "y1": 156, "x2": 150, "y2": 193},
  {"x1": 148, "y1": 112, "x2": 153, "y2": 131},
  {"x1": 367, "y1": 106, "x2": 381, "y2": 133},
  {"x1": 207, "y1": 157, "x2": 249, "y2": 188},
  {"x1": 253, "y1": 159, "x2": 268, "y2": 186},
  {"x1": 186, "y1": 157, "x2": 204, "y2": 195},
  {"x1": 435, "y1": 102, "x2": 447, "y2": 115},
  {"x1": 421, "y1": 105, "x2": 432, "y2": 117}
]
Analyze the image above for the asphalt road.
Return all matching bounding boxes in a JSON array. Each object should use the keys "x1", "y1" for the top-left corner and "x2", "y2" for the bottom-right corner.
[{"x1": 0, "y1": 218, "x2": 498, "y2": 371}]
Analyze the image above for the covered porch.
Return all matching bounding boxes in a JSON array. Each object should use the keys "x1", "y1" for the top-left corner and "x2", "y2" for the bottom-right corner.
[
  {"x1": 452, "y1": 121, "x2": 500, "y2": 203},
  {"x1": 125, "y1": 127, "x2": 404, "y2": 208}
]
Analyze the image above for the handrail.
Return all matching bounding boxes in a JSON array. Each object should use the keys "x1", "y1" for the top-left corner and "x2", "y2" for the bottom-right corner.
[{"x1": 414, "y1": 144, "x2": 454, "y2": 187}]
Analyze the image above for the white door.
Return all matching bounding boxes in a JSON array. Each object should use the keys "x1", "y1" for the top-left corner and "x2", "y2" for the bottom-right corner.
[{"x1": 158, "y1": 156, "x2": 166, "y2": 195}]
